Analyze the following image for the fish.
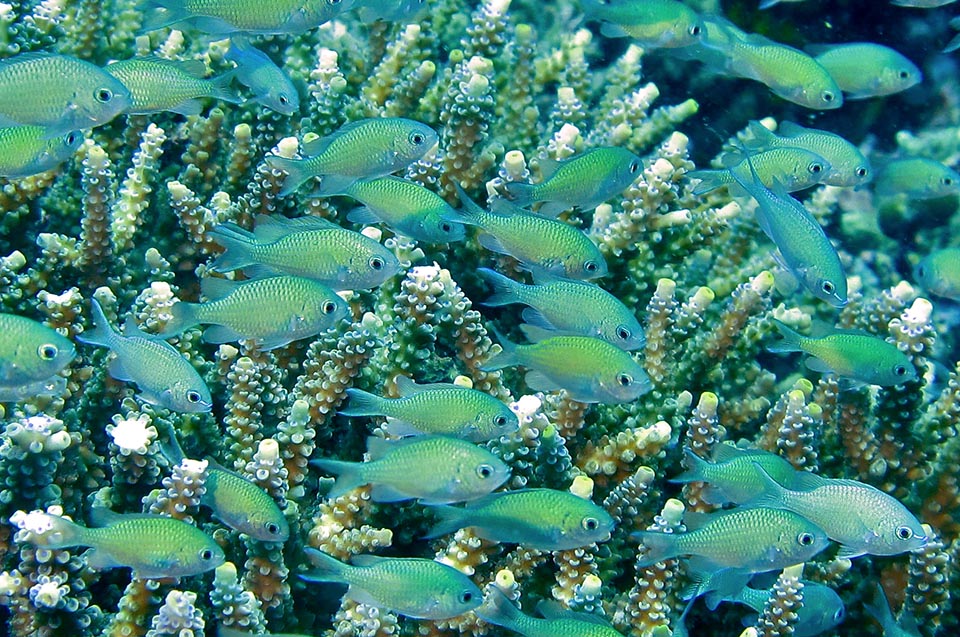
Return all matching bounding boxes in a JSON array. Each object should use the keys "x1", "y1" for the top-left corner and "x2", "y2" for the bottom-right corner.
[
  {"x1": 689, "y1": 146, "x2": 832, "y2": 195},
  {"x1": 225, "y1": 37, "x2": 299, "y2": 115},
  {"x1": 353, "y1": 0, "x2": 428, "y2": 23},
  {"x1": 0, "y1": 53, "x2": 132, "y2": 137},
  {"x1": 890, "y1": 0, "x2": 956, "y2": 6},
  {"x1": 339, "y1": 375, "x2": 518, "y2": 442},
  {"x1": 669, "y1": 444, "x2": 806, "y2": 505},
  {"x1": 208, "y1": 214, "x2": 400, "y2": 291},
  {"x1": 0, "y1": 126, "x2": 83, "y2": 178},
  {"x1": 17, "y1": 508, "x2": 225, "y2": 579},
  {"x1": 219, "y1": 626, "x2": 311, "y2": 637},
  {"x1": 728, "y1": 150, "x2": 848, "y2": 307},
  {"x1": 747, "y1": 464, "x2": 928, "y2": 558},
  {"x1": 914, "y1": 247, "x2": 960, "y2": 301},
  {"x1": 311, "y1": 435, "x2": 510, "y2": 504},
  {"x1": 301, "y1": 548, "x2": 482, "y2": 620},
  {"x1": 159, "y1": 274, "x2": 350, "y2": 350},
  {"x1": 478, "y1": 268, "x2": 645, "y2": 350},
  {"x1": 743, "y1": 120, "x2": 871, "y2": 188},
  {"x1": 425, "y1": 488, "x2": 615, "y2": 551},
  {"x1": 476, "y1": 586, "x2": 625, "y2": 637},
  {"x1": 705, "y1": 581, "x2": 845, "y2": 637},
  {"x1": 579, "y1": 0, "x2": 704, "y2": 49},
  {"x1": 0, "y1": 313, "x2": 76, "y2": 402},
  {"x1": 632, "y1": 506, "x2": 830, "y2": 571},
  {"x1": 874, "y1": 157, "x2": 960, "y2": 199},
  {"x1": 265, "y1": 117, "x2": 438, "y2": 196},
  {"x1": 863, "y1": 583, "x2": 922, "y2": 637},
  {"x1": 105, "y1": 56, "x2": 242, "y2": 116},
  {"x1": 318, "y1": 176, "x2": 466, "y2": 243},
  {"x1": 810, "y1": 43, "x2": 921, "y2": 100},
  {"x1": 77, "y1": 298, "x2": 212, "y2": 413},
  {"x1": 141, "y1": 0, "x2": 358, "y2": 35},
  {"x1": 481, "y1": 327, "x2": 651, "y2": 404},
  {"x1": 759, "y1": 0, "x2": 808, "y2": 9},
  {"x1": 454, "y1": 187, "x2": 608, "y2": 281},
  {"x1": 503, "y1": 146, "x2": 643, "y2": 217},
  {"x1": 768, "y1": 319, "x2": 917, "y2": 386}
]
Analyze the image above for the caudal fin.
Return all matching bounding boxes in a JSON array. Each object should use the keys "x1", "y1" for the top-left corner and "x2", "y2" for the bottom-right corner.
[
  {"x1": 503, "y1": 182, "x2": 538, "y2": 209},
  {"x1": 19, "y1": 512, "x2": 89, "y2": 549},
  {"x1": 300, "y1": 547, "x2": 350, "y2": 584},
  {"x1": 158, "y1": 300, "x2": 200, "y2": 339},
  {"x1": 76, "y1": 298, "x2": 118, "y2": 349},
  {"x1": 630, "y1": 530, "x2": 680, "y2": 567},
  {"x1": 311, "y1": 458, "x2": 366, "y2": 499},
  {"x1": 669, "y1": 448, "x2": 711, "y2": 484},
  {"x1": 477, "y1": 268, "x2": 524, "y2": 307},
  {"x1": 767, "y1": 319, "x2": 804, "y2": 354},
  {"x1": 264, "y1": 156, "x2": 311, "y2": 196},
  {"x1": 339, "y1": 388, "x2": 388, "y2": 417},
  {"x1": 208, "y1": 223, "x2": 260, "y2": 273},
  {"x1": 475, "y1": 587, "x2": 524, "y2": 632},
  {"x1": 478, "y1": 326, "x2": 519, "y2": 372}
]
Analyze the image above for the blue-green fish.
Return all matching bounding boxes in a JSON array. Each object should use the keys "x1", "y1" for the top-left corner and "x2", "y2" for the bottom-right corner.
[
  {"x1": 670, "y1": 444, "x2": 804, "y2": 505},
  {"x1": 706, "y1": 581, "x2": 845, "y2": 637},
  {"x1": 0, "y1": 126, "x2": 82, "y2": 178},
  {"x1": 874, "y1": 157, "x2": 960, "y2": 199},
  {"x1": 141, "y1": 0, "x2": 357, "y2": 35},
  {"x1": 580, "y1": 0, "x2": 704, "y2": 49},
  {"x1": 744, "y1": 120, "x2": 872, "y2": 188},
  {"x1": 890, "y1": 0, "x2": 955, "y2": 7},
  {"x1": 0, "y1": 53, "x2": 132, "y2": 137},
  {"x1": 226, "y1": 37, "x2": 299, "y2": 115},
  {"x1": 748, "y1": 465, "x2": 928, "y2": 558},
  {"x1": 105, "y1": 56, "x2": 242, "y2": 116},
  {"x1": 477, "y1": 587, "x2": 625, "y2": 637},
  {"x1": 319, "y1": 176, "x2": 466, "y2": 243},
  {"x1": 0, "y1": 313, "x2": 76, "y2": 402},
  {"x1": 455, "y1": 188, "x2": 608, "y2": 281},
  {"x1": 729, "y1": 153, "x2": 848, "y2": 307},
  {"x1": 354, "y1": 0, "x2": 427, "y2": 23},
  {"x1": 690, "y1": 146, "x2": 832, "y2": 195},
  {"x1": 20, "y1": 508, "x2": 224, "y2": 579},
  {"x1": 504, "y1": 147, "x2": 643, "y2": 217},
  {"x1": 160, "y1": 275, "x2": 349, "y2": 350},
  {"x1": 208, "y1": 214, "x2": 400, "y2": 290},
  {"x1": 426, "y1": 488, "x2": 615, "y2": 551},
  {"x1": 863, "y1": 583, "x2": 922, "y2": 637},
  {"x1": 340, "y1": 375, "x2": 518, "y2": 442},
  {"x1": 301, "y1": 548, "x2": 482, "y2": 619},
  {"x1": 266, "y1": 118, "x2": 438, "y2": 196},
  {"x1": 220, "y1": 627, "x2": 311, "y2": 637},
  {"x1": 633, "y1": 507, "x2": 829, "y2": 571},
  {"x1": 810, "y1": 43, "x2": 921, "y2": 100},
  {"x1": 478, "y1": 268, "x2": 645, "y2": 350},
  {"x1": 769, "y1": 319, "x2": 917, "y2": 386},
  {"x1": 482, "y1": 328, "x2": 651, "y2": 404},
  {"x1": 77, "y1": 298, "x2": 212, "y2": 413},
  {"x1": 312, "y1": 435, "x2": 510, "y2": 504},
  {"x1": 759, "y1": 0, "x2": 808, "y2": 9},
  {"x1": 914, "y1": 247, "x2": 960, "y2": 301}
]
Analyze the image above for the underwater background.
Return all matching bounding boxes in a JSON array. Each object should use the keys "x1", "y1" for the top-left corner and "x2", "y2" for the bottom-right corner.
[{"x1": 0, "y1": 0, "x2": 958, "y2": 636}]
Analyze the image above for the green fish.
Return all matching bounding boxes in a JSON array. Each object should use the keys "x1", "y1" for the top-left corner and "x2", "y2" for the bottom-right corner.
[
  {"x1": 863, "y1": 583, "x2": 922, "y2": 637},
  {"x1": 811, "y1": 43, "x2": 921, "y2": 100},
  {"x1": 482, "y1": 327, "x2": 651, "y2": 404},
  {"x1": 503, "y1": 147, "x2": 643, "y2": 217},
  {"x1": 266, "y1": 118, "x2": 438, "y2": 196},
  {"x1": 769, "y1": 319, "x2": 917, "y2": 386},
  {"x1": 426, "y1": 488, "x2": 615, "y2": 551},
  {"x1": 744, "y1": 120, "x2": 872, "y2": 188},
  {"x1": 0, "y1": 313, "x2": 76, "y2": 402},
  {"x1": 670, "y1": 444, "x2": 804, "y2": 505},
  {"x1": 312, "y1": 435, "x2": 510, "y2": 504},
  {"x1": 914, "y1": 247, "x2": 960, "y2": 301},
  {"x1": 77, "y1": 298, "x2": 212, "y2": 413},
  {"x1": 706, "y1": 581, "x2": 845, "y2": 637},
  {"x1": 689, "y1": 146, "x2": 832, "y2": 195},
  {"x1": 141, "y1": 0, "x2": 357, "y2": 35},
  {"x1": 301, "y1": 548, "x2": 482, "y2": 620},
  {"x1": 728, "y1": 153, "x2": 847, "y2": 307},
  {"x1": 0, "y1": 126, "x2": 82, "y2": 178},
  {"x1": 20, "y1": 508, "x2": 224, "y2": 579},
  {"x1": 478, "y1": 268, "x2": 645, "y2": 351},
  {"x1": 225, "y1": 37, "x2": 299, "y2": 115},
  {"x1": 749, "y1": 465, "x2": 928, "y2": 558},
  {"x1": 160, "y1": 274, "x2": 349, "y2": 350},
  {"x1": 455, "y1": 187, "x2": 608, "y2": 281},
  {"x1": 105, "y1": 56, "x2": 242, "y2": 116},
  {"x1": 874, "y1": 157, "x2": 960, "y2": 199},
  {"x1": 476, "y1": 587, "x2": 625, "y2": 637},
  {"x1": 340, "y1": 375, "x2": 518, "y2": 442},
  {"x1": 0, "y1": 53, "x2": 132, "y2": 137},
  {"x1": 208, "y1": 214, "x2": 400, "y2": 291},
  {"x1": 580, "y1": 0, "x2": 704, "y2": 49},
  {"x1": 354, "y1": 0, "x2": 427, "y2": 23},
  {"x1": 633, "y1": 507, "x2": 829, "y2": 571},
  {"x1": 318, "y1": 176, "x2": 466, "y2": 243}
]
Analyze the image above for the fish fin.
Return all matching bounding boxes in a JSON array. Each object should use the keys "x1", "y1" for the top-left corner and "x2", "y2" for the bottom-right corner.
[
  {"x1": 836, "y1": 544, "x2": 865, "y2": 559},
  {"x1": 503, "y1": 182, "x2": 537, "y2": 208},
  {"x1": 790, "y1": 469, "x2": 827, "y2": 491},
  {"x1": 777, "y1": 121, "x2": 807, "y2": 137},
  {"x1": 208, "y1": 223, "x2": 257, "y2": 272},
  {"x1": 710, "y1": 441, "x2": 746, "y2": 462},
  {"x1": 451, "y1": 184, "x2": 487, "y2": 227},
  {"x1": 139, "y1": 0, "x2": 188, "y2": 32},
  {"x1": 315, "y1": 174, "x2": 360, "y2": 198},
  {"x1": 523, "y1": 370, "x2": 561, "y2": 393},
  {"x1": 156, "y1": 421, "x2": 187, "y2": 464},
  {"x1": 394, "y1": 375, "x2": 426, "y2": 396},
  {"x1": 84, "y1": 547, "x2": 122, "y2": 571},
  {"x1": 477, "y1": 267, "x2": 524, "y2": 306},
  {"x1": 479, "y1": 326, "x2": 519, "y2": 371},
  {"x1": 120, "y1": 316, "x2": 149, "y2": 339},
  {"x1": 477, "y1": 232, "x2": 508, "y2": 256},
  {"x1": 365, "y1": 436, "x2": 396, "y2": 460},
  {"x1": 370, "y1": 483, "x2": 412, "y2": 503},
  {"x1": 699, "y1": 485, "x2": 729, "y2": 505},
  {"x1": 312, "y1": 458, "x2": 366, "y2": 499},
  {"x1": 720, "y1": 150, "x2": 746, "y2": 169},
  {"x1": 536, "y1": 600, "x2": 611, "y2": 626},
  {"x1": 669, "y1": 448, "x2": 710, "y2": 483},
  {"x1": 475, "y1": 587, "x2": 522, "y2": 630},
  {"x1": 158, "y1": 301, "x2": 199, "y2": 338},
  {"x1": 346, "y1": 206, "x2": 380, "y2": 225},
  {"x1": 517, "y1": 323, "x2": 556, "y2": 343},
  {"x1": 688, "y1": 169, "x2": 731, "y2": 195},
  {"x1": 301, "y1": 547, "x2": 350, "y2": 582},
  {"x1": 254, "y1": 213, "x2": 337, "y2": 239},
  {"x1": 771, "y1": 261, "x2": 801, "y2": 297},
  {"x1": 381, "y1": 419, "x2": 424, "y2": 437},
  {"x1": 488, "y1": 196, "x2": 526, "y2": 216},
  {"x1": 767, "y1": 319, "x2": 804, "y2": 354},
  {"x1": 535, "y1": 201, "x2": 571, "y2": 218},
  {"x1": 168, "y1": 99, "x2": 204, "y2": 116},
  {"x1": 804, "y1": 356, "x2": 834, "y2": 374},
  {"x1": 255, "y1": 333, "x2": 297, "y2": 351},
  {"x1": 520, "y1": 308, "x2": 560, "y2": 333},
  {"x1": 200, "y1": 276, "x2": 241, "y2": 302},
  {"x1": 423, "y1": 505, "x2": 466, "y2": 539},
  {"x1": 25, "y1": 513, "x2": 88, "y2": 549},
  {"x1": 758, "y1": 0, "x2": 780, "y2": 8},
  {"x1": 300, "y1": 131, "x2": 340, "y2": 157},
  {"x1": 339, "y1": 387, "x2": 388, "y2": 417},
  {"x1": 205, "y1": 70, "x2": 243, "y2": 104},
  {"x1": 107, "y1": 357, "x2": 134, "y2": 382},
  {"x1": 630, "y1": 530, "x2": 679, "y2": 567},
  {"x1": 264, "y1": 156, "x2": 310, "y2": 196},
  {"x1": 742, "y1": 462, "x2": 789, "y2": 508},
  {"x1": 744, "y1": 121, "x2": 779, "y2": 151},
  {"x1": 599, "y1": 21, "x2": 630, "y2": 38},
  {"x1": 76, "y1": 298, "x2": 117, "y2": 349},
  {"x1": 201, "y1": 325, "x2": 244, "y2": 345}
]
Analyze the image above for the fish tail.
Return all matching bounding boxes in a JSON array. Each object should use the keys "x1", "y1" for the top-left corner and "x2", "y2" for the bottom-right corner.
[
  {"x1": 767, "y1": 319, "x2": 803, "y2": 353},
  {"x1": 311, "y1": 458, "x2": 366, "y2": 499},
  {"x1": 140, "y1": 0, "x2": 187, "y2": 32},
  {"x1": 631, "y1": 530, "x2": 680, "y2": 567},
  {"x1": 477, "y1": 268, "x2": 523, "y2": 307},
  {"x1": 265, "y1": 156, "x2": 310, "y2": 196},
  {"x1": 503, "y1": 182, "x2": 538, "y2": 209},
  {"x1": 422, "y1": 505, "x2": 466, "y2": 539},
  {"x1": 478, "y1": 326, "x2": 519, "y2": 372},
  {"x1": 159, "y1": 301, "x2": 200, "y2": 339},
  {"x1": 339, "y1": 388, "x2": 388, "y2": 417},
  {"x1": 76, "y1": 298, "x2": 116, "y2": 349},
  {"x1": 451, "y1": 184, "x2": 487, "y2": 227},
  {"x1": 28, "y1": 513, "x2": 89, "y2": 549},
  {"x1": 687, "y1": 169, "x2": 730, "y2": 195},
  {"x1": 475, "y1": 587, "x2": 523, "y2": 631},
  {"x1": 208, "y1": 223, "x2": 258, "y2": 273},
  {"x1": 743, "y1": 461, "x2": 788, "y2": 508},
  {"x1": 669, "y1": 448, "x2": 709, "y2": 484},
  {"x1": 300, "y1": 547, "x2": 350, "y2": 584},
  {"x1": 206, "y1": 70, "x2": 243, "y2": 105}
]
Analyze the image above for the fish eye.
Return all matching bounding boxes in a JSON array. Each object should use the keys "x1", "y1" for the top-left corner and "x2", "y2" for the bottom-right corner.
[
  {"x1": 834, "y1": 607, "x2": 845, "y2": 621},
  {"x1": 65, "y1": 132, "x2": 78, "y2": 145},
  {"x1": 917, "y1": 265, "x2": 926, "y2": 278},
  {"x1": 95, "y1": 88, "x2": 114, "y2": 103},
  {"x1": 440, "y1": 222, "x2": 452, "y2": 232},
  {"x1": 186, "y1": 390, "x2": 203, "y2": 403},
  {"x1": 38, "y1": 344, "x2": 59, "y2": 360},
  {"x1": 894, "y1": 365, "x2": 908, "y2": 377},
  {"x1": 279, "y1": 95, "x2": 289, "y2": 105},
  {"x1": 616, "y1": 373, "x2": 632, "y2": 387},
  {"x1": 476, "y1": 464, "x2": 494, "y2": 479},
  {"x1": 689, "y1": 24, "x2": 701, "y2": 37},
  {"x1": 494, "y1": 415, "x2": 507, "y2": 426},
  {"x1": 821, "y1": 91, "x2": 835, "y2": 103},
  {"x1": 898, "y1": 70, "x2": 910, "y2": 80},
  {"x1": 856, "y1": 167, "x2": 868, "y2": 178},
  {"x1": 459, "y1": 590, "x2": 474, "y2": 604},
  {"x1": 582, "y1": 517, "x2": 599, "y2": 531},
  {"x1": 266, "y1": 522, "x2": 281, "y2": 535},
  {"x1": 369, "y1": 256, "x2": 385, "y2": 271},
  {"x1": 797, "y1": 532, "x2": 815, "y2": 546},
  {"x1": 941, "y1": 176, "x2": 953, "y2": 187},
  {"x1": 821, "y1": 280, "x2": 835, "y2": 295},
  {"x1": 322, "y1": 300, "x2": 338, "y2": 314},
  {"x1": 409, "y1": 131, "x2": 426, "y2": 145},
  {"x1": 629, "y1": 160, "x2": 640, "y2": 173},
  {"x1": 616, "y1": 326, "x2": 631, "y2": 341},
  {"x1": 809, "y1": 162, "x2": 823, "y2": 174},
  {"x1": 896, "y1": 525, "x2": 914, "y2": 540},
  {"x1": 330, "y1": 0, "x2": 342, "y2": 4},
  {"x1": 200, "y1": 548, "x2": 215, "y2": 561},
  {"x1": 584, "y1": 261, "x2": 599, "y2": 273}
]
